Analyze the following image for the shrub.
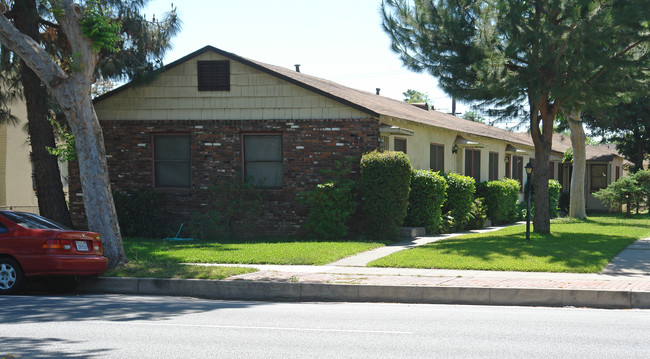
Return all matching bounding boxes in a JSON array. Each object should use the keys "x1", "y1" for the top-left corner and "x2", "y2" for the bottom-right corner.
[
  {"x1": 113, "y1": 187, "x2": 170, "y2": 237},
  {"x1": 193, "y1": 175, "x2": 266, "y2": 239},
  {"x1": 442, "y1": 172, "x2": 475, "y2": 231},
  {"x1": 478, "y1": 179, "x2": 521, "y2": 224},
  {"x1": 360, "y1": 150, "x2": 411, "y2": 241},
  {"x1": 467, "y1": 198, "x2": 487, "y2": 229},
  {"x1": 404, "y1": 169, "x2": 448, "y2": 234},
  {"x1": 300, "y1": 160, "x2": 358, "y2": 240},
  {"x1": 594, "y1": 176, "x2": 641, "y2": 217},
  {"x1": 548, "y1": 179, "x2": 562, "y2": 218}
]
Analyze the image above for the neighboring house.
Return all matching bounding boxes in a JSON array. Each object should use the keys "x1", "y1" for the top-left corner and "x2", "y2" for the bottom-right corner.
[
  {"x1": 68, "y1": 46, "x2": 621, "y2": 232},
  {"x1": 0, "y1": 99, "x2": 38, "y2": 213},
  {"x1": 551, "y1": 134, "x2": 629, "y2": 212}
]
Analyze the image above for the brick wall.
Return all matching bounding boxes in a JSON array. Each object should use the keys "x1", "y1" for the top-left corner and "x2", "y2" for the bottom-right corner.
[{"x1": 69, "y1": 118, "x2": 379, "y2": 236}]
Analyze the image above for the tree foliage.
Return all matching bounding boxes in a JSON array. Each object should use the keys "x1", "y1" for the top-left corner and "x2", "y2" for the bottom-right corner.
[
  {"x1": 381, "y1": 0, "x2": 649, "y2": 232},
  {"x1": 402, "y1": 89, "x2": 430, "y2": 104}
]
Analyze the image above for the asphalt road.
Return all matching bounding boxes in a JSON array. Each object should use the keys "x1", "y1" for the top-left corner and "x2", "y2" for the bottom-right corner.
[{"x1": 1, "y1": 294, "x2": 649, "y2": 358}]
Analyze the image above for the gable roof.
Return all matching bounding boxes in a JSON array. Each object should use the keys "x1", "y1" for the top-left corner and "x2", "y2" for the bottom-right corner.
[
  {"x1": 97, "y1": 46, "x2": 617, "y2": 159},
  {"x1": 552, "y1": 133, "x2": 626, "y2": 163}
]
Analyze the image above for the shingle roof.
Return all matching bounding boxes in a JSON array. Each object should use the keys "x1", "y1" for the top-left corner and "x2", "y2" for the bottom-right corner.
[
  {"x1": 552, "y1": 133, "x2": 625, "y2": 162},
  {"x1": 96, "y1": 45, "x2": 625, "y2": 163}
]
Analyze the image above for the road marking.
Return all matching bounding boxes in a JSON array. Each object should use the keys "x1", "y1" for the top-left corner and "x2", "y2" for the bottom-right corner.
[{"x1": 96, "y1": 321, "x2": 413, "y2": 334}]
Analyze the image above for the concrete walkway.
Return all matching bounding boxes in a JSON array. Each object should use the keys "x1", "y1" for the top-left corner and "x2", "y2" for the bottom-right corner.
[{"x1": 78, "y1": 224, "x2": 650, "y2": 309}]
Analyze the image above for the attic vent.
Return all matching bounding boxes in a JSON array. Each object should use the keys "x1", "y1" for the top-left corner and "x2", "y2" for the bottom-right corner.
[{"x1": 197, "y1": 60, "x2": 230, "y2": 91}]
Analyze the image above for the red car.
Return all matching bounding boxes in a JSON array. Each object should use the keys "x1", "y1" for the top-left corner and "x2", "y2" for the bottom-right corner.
[{"x1": 0, "y1": 210, "x2": 108, "y2": 294}]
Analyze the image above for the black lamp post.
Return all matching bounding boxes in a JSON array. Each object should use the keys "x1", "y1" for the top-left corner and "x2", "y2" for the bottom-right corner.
[{"x1": 525, "y1": 162, "x2": 533, "y2": 242}]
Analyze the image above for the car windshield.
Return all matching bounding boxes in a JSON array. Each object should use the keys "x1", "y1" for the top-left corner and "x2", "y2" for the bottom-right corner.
[{"x1": 0, "y1": 211, "x2": 70, "y2": 230}]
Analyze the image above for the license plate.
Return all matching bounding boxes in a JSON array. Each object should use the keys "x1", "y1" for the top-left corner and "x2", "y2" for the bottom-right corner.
[{"x1": 76, "y1": 240, "x2": 89, "y2": 251}]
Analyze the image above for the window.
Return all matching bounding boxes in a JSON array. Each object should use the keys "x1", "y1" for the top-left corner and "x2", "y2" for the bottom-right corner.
[
  {"x1": 380, "y1": 135, "x2": 390, "y2": 152},
  {"x1": 505, "y1": 155, "x2": 511, "y2": 178},
  {"x1": 430, "y1": 143, "x2": 444, "y2": 172},
  {"x1": 244, "y1": 134, "x2": 283, "y2": 188},
  {"x1": 488, "y1": 152, "x2": 499, "y2": 181},
  {"x1": 512, "y1": 155, "x2": 524, "y2": 189},
  {"x1": 590, "y1": 164, "x2": 608, "y2": 192},
  {"x1": 465, "y1": 149, "x2": 481, "y2": 182},
  {"x1": 549, "y1": 161, "x2": 555, "y2": 180},
  {"x1": 616, "y1": 166, "x2": 620, "y2": 181},
  {"x1": 394, "y1": 138, "x2": 407, "y2": 153},
  {"x1": 197, "y1": 60, "x2": 230, "y2": 91},
  {"x1": 153, "y1": 134, "x2": 191, "y2": 189}
]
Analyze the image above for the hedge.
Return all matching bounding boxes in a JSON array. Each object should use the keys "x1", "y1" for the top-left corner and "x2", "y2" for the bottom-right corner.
[
  {"x1": 442, "y1": 172, "x2": 475, "y2": 231},
  {"x1": 404, "y1": 169, "x2": 448, "y2": 234},
  {"x1": 476, "y1": 179, "x2": 521, "y2": 224},
  {"x1": 360, "y1": 150, "x2": 411, "y2": 241}
]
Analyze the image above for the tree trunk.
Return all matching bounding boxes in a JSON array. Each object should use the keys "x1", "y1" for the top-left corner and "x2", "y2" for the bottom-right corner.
[
  {"x1": 529, "y1": 96, "x2": 556, "y2": 234},
  {"x1": 60, "y1": 89, "x2": 126, "y2": 267},
  {"x1": 14, "y1": 0, "x2": 72, "y2": 226},
  {"x1": 567, "y1": 113, "x2": 587, "y2": 219}
]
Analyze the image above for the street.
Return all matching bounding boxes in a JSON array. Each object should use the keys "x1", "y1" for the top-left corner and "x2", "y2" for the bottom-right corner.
[{"x1": 1, "y1": 294, "x2": 649, "y2": 358}]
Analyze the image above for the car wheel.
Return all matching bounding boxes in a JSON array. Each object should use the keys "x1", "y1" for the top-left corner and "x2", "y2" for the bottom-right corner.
[{"x1": 0, "y1": 258, "x2": 24, "y2": 295}]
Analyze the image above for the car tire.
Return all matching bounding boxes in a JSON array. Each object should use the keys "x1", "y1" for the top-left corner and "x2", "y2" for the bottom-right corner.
[{"x1": 0, "y1": 258, "x2": 24, "y2": 295}]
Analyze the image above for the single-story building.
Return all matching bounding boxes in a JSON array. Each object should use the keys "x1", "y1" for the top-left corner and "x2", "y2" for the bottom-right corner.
[
  {"x1": 0, "y1": 99, "x2": 39, "y2": 213},
  {"x1": 68, "y1": 46, "x2": 627, "y2": 232}
]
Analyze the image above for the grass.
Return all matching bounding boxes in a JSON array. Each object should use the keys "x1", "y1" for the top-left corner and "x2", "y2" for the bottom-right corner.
[
  {"x1": 368, "y1": 214, "x2": 650, "y2": 273},
  {"x1": 105, "y1": 260, "x2": 257, "y2": 279},
  {"x1": 119, "y1": 236, "x2": 385, "y2": 266}
]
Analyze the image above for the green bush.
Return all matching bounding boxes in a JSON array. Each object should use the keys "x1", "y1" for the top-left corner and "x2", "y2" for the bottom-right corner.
[
  {"x1": 300, "y1": 158, "x2": 359, "y2": 240},
  {"x1": 477, "y1": 179, "x2": 521, "y2": 224},
  {"x1": 442, "y1": 172, "x2": 475, "y2": 231},
  {"x1": 548, "y1": 179, "x2": 562, "y2": 218},
  {"x1": 193, "y1": 175, "x2": 266, "y2": 239},
  {"x1": 360, "y1": 150, "x2": 411, "y2": 241},
  {"x1": 467, "y1": 198, "x2": 487, "y2": 229},
  {"x1": 594, "y1": 176, "x2": 641, "y2": 217},
  {"x1": 113, "y1": 187, "x2": 170, "y2": 237},
  {"x1": 404, "y1": 169, "x2": 448, "y2": 234}
]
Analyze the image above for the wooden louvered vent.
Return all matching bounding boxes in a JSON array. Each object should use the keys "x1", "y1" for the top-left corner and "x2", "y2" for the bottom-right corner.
[{"x1": 197, "y1": 60, "x2": 230, "y2": 91}]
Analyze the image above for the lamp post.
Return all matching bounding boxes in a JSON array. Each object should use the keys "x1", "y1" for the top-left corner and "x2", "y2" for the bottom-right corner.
[{"x1": 525, "y1": 162, "x2": 533, "y2": 242}]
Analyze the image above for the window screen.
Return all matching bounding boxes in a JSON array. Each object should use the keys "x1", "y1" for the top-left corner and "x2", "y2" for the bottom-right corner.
[
  {"x1": 430, "y1": 144, "x2": 444, "y2": 172},
  {"x1": 465, "y1": 149, "x2": 481, "y2": 182},
  {"x1": 197, "y1": 60, "x2": 230, "y2": 91},
  {"x1": 244, "y1": 135, "x2": 283, "y2": 188},
  {"x1": 153, "y1": 134, "x2": 191, "y2": 189},
  {"x1": 394, "y1": 138, "x2": 407, "y2": 153},
  {"x1": 590, "y1": 164, "x2": 608, "y2": 192},
  {"x1": 489, "y1": 152, "x2": 499, "y2": 181},
  {"x1": 512, "y1": 155, "x2": 524, "y2": 189}
]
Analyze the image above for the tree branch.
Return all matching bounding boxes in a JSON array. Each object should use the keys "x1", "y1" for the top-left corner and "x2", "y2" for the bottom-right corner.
[{"x1": 0, "y1": 12, "x2": 67, "y2": 89}]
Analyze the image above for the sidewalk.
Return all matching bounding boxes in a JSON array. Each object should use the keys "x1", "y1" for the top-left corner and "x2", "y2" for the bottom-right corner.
[{"x1": 78, "y1": 225, "x2": 650, "y2": 309}]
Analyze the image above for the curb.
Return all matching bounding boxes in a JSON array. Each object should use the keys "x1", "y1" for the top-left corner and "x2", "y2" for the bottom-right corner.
[{"x1": 77, "y1": 277, "x2": 650, "y2": 309}]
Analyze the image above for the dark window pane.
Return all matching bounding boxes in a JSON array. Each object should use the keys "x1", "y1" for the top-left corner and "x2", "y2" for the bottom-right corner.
[
  {"x1": 154, "y1": 135, "x2": 190, "y2": 161},
  {"x1": 591, "y1": 164, "x2": 608, "y2": 191},
  {"x1": 155, "y1": 161, "x2": 192, "y2": 188},
  {"x1": 244, "y1": 135, "x2": 283, "y2": 188},
  {"x1": 394, "y1": 138, "x2": 407, "y2": 153},
  {"x1": 244, "y1": 136, "x2": 282, "y2": 161},
  {"x1": 430, "y1": 144, "x2": 444, "y2": 172},
  {"x1": 153, "y1": 134, "x2": 191, "y2": 189}
]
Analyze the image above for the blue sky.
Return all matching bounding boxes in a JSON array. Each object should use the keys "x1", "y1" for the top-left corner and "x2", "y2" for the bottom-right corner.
[{"x1": 143, "y1": 0, "x2": 468, "y2": 114}]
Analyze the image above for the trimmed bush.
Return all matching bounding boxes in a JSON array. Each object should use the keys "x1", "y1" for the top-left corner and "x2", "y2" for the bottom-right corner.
[
  {"x1": 404, "y1": 169, "x2": 448, "y2": 234},
  {"x1": 113, "y1": 187, "x2": 170, "y2": 237},
  {"x1": 442, "y1": 172, "x2": 475, "y2": 231},
  {"x1": 548, "y1": 179, "x2": 562, "y2": 218},
  {"x1": 301, "y1": 180, "x2": 358, "y2": 240},
  {"x1": 478, "y1": 179, "x2": 520, "y2": 224},
  {"x1": 360, "y1": 150, "x2": 411, "y2": 241},
  {"x1": 467, "y1": 197, "x2": 487, "y2": 229}
]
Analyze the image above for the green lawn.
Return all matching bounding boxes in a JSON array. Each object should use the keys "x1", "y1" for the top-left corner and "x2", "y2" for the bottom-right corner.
[
  {"x1": 368, "y1": 214, "x2": 650, "y2": 273},
  {"x1": 105, "y1": 260, "x2": 257, "y2": 279},
  {"x1": 120, "y1": 236, "x2": 386, "y2": 266}
]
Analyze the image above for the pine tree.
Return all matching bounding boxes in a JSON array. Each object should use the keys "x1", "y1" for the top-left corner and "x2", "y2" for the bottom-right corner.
[{"x1": 382, "y1": 0, "x2": 649, "y2": 232}]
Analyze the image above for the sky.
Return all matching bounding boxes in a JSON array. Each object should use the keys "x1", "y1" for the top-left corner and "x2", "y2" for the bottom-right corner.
[{"x1": 142, "y1": 0, "x2": 468, "y2": 114}]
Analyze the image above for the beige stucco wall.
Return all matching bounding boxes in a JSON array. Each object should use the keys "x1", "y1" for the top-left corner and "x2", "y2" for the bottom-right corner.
[
  {"x1": 0, "y1": 100, "x2": 38, "y2": 212},
  {"x1": 379, "y1": 115, "x2": 536, "y2": 183},
  {"x1": 95, "y1": 52, "x2": 370, "y2": 121}
]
